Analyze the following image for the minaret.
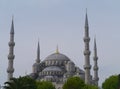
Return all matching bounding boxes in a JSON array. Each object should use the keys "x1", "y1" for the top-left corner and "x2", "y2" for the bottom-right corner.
[
  {"x1": 7, "y1": 17, "x2": 15, "y2": 81},
  {"x1": 93, "y1": 38, "x2": 99, "y2": 86},
  {"x1": 32, "y1": 41, "x2": 40, "y2": 73},
  {"x1": 83, "y1": 11, "x2": 91, "y2": 84},
  {"x1": 36, "y1": 41, "x2": 40, "y2": 63}
]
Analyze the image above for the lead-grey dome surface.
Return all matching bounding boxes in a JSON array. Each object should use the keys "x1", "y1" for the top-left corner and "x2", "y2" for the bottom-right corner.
[{"x1": 44, "y1": 53, "x2": 70, "y2": 61}]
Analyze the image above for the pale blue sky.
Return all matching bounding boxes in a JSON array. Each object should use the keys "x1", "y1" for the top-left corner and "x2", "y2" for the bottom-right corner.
[{"x1": 0, "y1": 0, "x2": 120, "y2": 86}]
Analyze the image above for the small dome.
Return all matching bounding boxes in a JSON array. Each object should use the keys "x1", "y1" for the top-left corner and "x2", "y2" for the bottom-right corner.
[
  {"x1": 76, "y1": 67, "x2": 85, "y2": 74},
  {"x1": 67, "y1": 61, "x2": 74, "y2": 65},
  {"x1": 29, "y1": 73, "x2": 38, "y2": 79},
  {"x1": 33, "y1": 63, "x2": 39, "y2": 67},
  {"x1": 43, "y1": 66, "x2": 62, "y2": 72},
  {"x1": 44, "y1": 53, "x2": 70, "y2": 61}
]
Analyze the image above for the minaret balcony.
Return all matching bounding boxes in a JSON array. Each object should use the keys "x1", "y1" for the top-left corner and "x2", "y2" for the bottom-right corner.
[
  {"x1": 7, "y1": 68, "x2": 14, "y2": 73},
  {"x1": 84, "y1": 50, "x2": 91, "y2": 55},
  {"x1": 93, "y1": 58, "x2": 98, "y2": 61},
  {"x1": 84, "y1": 37, "x2": 90, "y2": 42},
  {"x1": 94, "y1": 77, "x2": 99, "y2": 81},
  {"x1": 8, "y1": 54, "x2": 15, "y2": 59},
  {"x1": 9, "y1": 41, "x2": 15, "y2": 46},
  {"x1": 93, "y1": 66, "x2": 98, "y2": 70},
  {"x1": 84, "y1": 65, "x2": 91, "y2": 69}
]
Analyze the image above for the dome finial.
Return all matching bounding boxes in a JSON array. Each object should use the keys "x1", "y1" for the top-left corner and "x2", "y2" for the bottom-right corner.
[{"x1": 56, "y1": 45, "x2": 59, "y2": 54}]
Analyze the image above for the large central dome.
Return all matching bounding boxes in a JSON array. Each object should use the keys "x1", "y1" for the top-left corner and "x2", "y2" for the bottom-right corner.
[{"x1": 44, "y1": 53, "x2": 70, "y2": 61}]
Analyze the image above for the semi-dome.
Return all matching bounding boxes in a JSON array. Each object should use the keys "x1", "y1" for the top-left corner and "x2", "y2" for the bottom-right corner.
[
  {"x1": 40, "y1": 66, "x2": 63, "y2": 76},
  {"x1": 44, "y1": 53, "x2": 70, "y2": 61},
  {"x1": 43, "y1": 66, "x2": 62, "y2": 72}
]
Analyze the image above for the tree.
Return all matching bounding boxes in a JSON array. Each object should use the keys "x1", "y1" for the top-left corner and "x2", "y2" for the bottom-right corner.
[
  {"x1": 63, "y1": 76, "x2": 99, "y2": 89},
  {"x1": 63, "y1": 76, "x2": 85, "y2": 89},
  {"x1": 4, "y1": 76, "x2": 55, "y2": 89},
  {"x1": 36, "y1": 81, "x2": 55, "y2": 89},
  {"x1": 4, "y1": 76, "x2": 37, "y2": 89},
  {"x1": 83, "y1": 84, "x2": 99, "y2": 89},
  {"x1": 19, "y1": 76, "x2": 37, "y2": 89},
  {"x1": 4, "y1": 78, "x2": 22, "y2": 89},
  {"x1": 102, "y1": 75, "x2": 119, "y2": 89}
]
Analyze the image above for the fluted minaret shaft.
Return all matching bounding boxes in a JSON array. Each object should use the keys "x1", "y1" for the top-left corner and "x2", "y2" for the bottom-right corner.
[
  {"x1": 93, "y1": 38, "x2": 99, "y2": 86},
  {"x1": 83, "y1": 12, "x2": 91, "y2": 84},
  {"x1": 7, "y1": 18, "x2": 15, "y2": 81},
  {"x1": 36, "y1": 41, "x2": 40, "y2": 63}
]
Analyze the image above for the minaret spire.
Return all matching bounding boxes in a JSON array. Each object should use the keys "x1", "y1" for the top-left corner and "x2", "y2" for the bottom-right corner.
[
  {"x1": 85, "y1": 9, "x2": 89, "y2": 28},
  {"x1": 93, "y1": 38, "x2": 99, "y2": 86},
  {"x1": 36, "y1": 41, "x2": 40, "y2": 63},
  {"x1": 83, "y1": 11, "x2": 91, "y2": 84},
  {"x1": 10, "y1": 16, "x2": 14, "y2": 34},
  {"x1": 7, "y1": 17, "x2": 15, "y2": 81},
  {"x1": 32, "y1": 41, "x2": 40, "y2": 73}
]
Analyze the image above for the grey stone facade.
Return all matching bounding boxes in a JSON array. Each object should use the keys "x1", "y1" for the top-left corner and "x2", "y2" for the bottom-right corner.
[{"x1": 30, "y1": 51, "x2": 86, "y2": 89}]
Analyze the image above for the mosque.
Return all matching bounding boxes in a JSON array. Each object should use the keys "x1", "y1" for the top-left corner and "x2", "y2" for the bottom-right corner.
[{"x1": 7, "y1": 12, "x2": 99, "y2": 89}]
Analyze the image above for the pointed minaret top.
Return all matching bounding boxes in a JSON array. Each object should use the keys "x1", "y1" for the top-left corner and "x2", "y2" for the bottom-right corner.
[
  {"x1": 56, "y1": 45, "x2": 59, "y2": 54},
  {"x1": 10, "y1": 16, "x2": 14, "y2": 34},
  {"x1": 94, "y1": 37, "x2": 97, "y2": 54},
  {"x1": 36, "y1": 41, "x2": 40, "y2": 63},
  {"x1": 85, "y1": 9, "x2": 89, "y2": 27},
  {"x1": 94, "y1": 37, "x2": 96, "y2": 48}
]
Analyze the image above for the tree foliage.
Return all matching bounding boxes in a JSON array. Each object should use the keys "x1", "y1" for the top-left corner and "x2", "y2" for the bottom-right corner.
[
  {"x1": 4, "y1": 76, "x2": 36, "y2": 89},
  {"x1": 102, "y1": 75, "x2": 119, "y2": 89},
  {"x1": 83, "y1": 84, "x2": 99, "y2": 89},
  {"x1": 4, "y1": 76, "x2": 55, "y2": 89},
  {"x1": 63, "y1": 76, "x2": 85, "y2": 89},
  {"x1": 63, "y1": 76, "x2": 99, "y2": 89},
  {"x1": 4, "y1": 78, "x2": 21, "y2": 89},
  {"x1": 4, "y1": 76, "x2": 99, "y2": 89},
  {"x1": 36, "y1": 81, "x2": 55, "y2": 89}
]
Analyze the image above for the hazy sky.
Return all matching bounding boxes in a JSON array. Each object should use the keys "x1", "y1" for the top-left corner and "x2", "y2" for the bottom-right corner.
[{"x1": 0, "y1": 0, "x2": 120, "y2": 86}]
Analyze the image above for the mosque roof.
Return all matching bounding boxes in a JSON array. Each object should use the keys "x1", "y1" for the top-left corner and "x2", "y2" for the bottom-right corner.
[{"x1": 44, "y1": 53, "x2": 70, "y2": 61}]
